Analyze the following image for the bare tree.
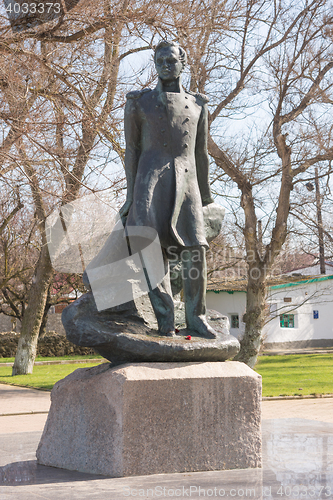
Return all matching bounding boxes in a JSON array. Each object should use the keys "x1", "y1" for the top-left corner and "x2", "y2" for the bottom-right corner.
[
  {"x1": 0, "y1": 0, "x2": 175, "y2": 374},
  {"x1": 160, "y1": 0, "x2": 333, "y2": 366},
  {"x1": 3, "y1": 0, "x2": 333, "y2": 372},
  {"x1": 0, "y1": 188, "x2": 35, "y2": 324}
]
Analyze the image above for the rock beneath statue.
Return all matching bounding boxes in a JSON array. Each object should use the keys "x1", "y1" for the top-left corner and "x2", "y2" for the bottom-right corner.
[{"x1": 62, "y1": 292, "x2": 240, "y2": 365}]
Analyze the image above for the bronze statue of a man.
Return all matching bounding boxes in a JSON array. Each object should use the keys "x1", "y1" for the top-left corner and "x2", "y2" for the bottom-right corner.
[{"x1": 120, "y1": 40, "x2": 218, "y2": 339}]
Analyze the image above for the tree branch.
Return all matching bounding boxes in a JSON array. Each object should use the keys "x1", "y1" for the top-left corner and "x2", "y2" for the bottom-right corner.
[
  {"x1": 208, "y1": 133, "x2": 248, "y2": 189},
  {"x1": 281, "y1": 61, "x2": 333, "y2": 125},
  {"x1": 292, "y1": 149, "x2": 333, "y2": 177},
  {"x1": 0, "y1": 200, "x2": 24, "y2": 236},
  {"x1": 210, "y1": 0, "x2": 320, "y2": 124}
]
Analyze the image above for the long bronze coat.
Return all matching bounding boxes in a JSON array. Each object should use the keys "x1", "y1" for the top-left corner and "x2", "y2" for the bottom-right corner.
[{"x1": 124, "y1": 80, "x2": 214, "y2": 250}]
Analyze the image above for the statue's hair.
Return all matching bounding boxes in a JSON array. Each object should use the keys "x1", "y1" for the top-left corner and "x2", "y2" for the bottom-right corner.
[{"x1": 154, "y1": 40, "x2": 187, "y2": 70}]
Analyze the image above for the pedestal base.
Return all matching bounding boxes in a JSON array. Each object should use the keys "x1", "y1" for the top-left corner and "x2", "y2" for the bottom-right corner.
[{"x1": 37, "y1": 361, "x2": 262, "y2": 477}]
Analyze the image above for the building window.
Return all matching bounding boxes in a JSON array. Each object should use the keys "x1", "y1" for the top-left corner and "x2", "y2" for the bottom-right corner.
[
  {"x1": 231, "y1": 314, "x2": 239, "y2": 329},
  {"x1": 280, "y1": 314, "x2": 295, "y2": 328}
]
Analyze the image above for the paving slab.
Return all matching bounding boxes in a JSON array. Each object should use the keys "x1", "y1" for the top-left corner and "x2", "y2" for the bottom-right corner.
[
  {"x1": 262, "y1": 396, "x2": 333, "y2": 422},
  {"x1": 0, "y1": 418, "x2": 332, "y2": 499},
  {"x1": 0, "y1": 414, "x2": 49, "y2": 434},
  {"x1": 0, "y1": 432, "x2": 41, "y2": 467},
  {"x1": 1, "y1": 384, "x2": 333, "y2": 499},
  {"x1": 0, "y1": 384, "x2": 50, "y2": 416}
]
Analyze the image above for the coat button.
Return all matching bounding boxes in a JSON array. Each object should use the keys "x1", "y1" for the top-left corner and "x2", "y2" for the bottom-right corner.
[
  {"x1": 185, "y1": 105, "x2": 189, "y2": 109},
  {"x1": 163, "y1": 143, "x2": 167, "y2": 147},
  {"x1": 155, "y1": 104, "x2": 160, "y2": 108},
  {"x1": 185, "y1": 96, "x2": 188, "y2": 99},
  {"x1": 161, "y1": 129, "x2": 165, "y2": 132},
  {"x1": 184, "y1": 117, "x2": 189, "y2": 123},
  {"x1": 184, "y1": 131, "x2": 189, "y2": 135},
  {"x1": 159, "y1": 116, "x2": 163, "y2": 120},
  {"x1": 184, "y1": 143, "x2": 188, "y2": 148},
  {"x1": 185, "y1": 168, "x2": 188, "y2": 172}
]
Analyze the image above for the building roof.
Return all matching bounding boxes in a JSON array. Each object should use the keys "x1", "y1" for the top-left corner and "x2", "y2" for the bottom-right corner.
[
  {"x1": 207, "y1": 274, "x2": 333, "y2": 293},
  {"x1": 286, "y1": 261, "x2": 333, "y2": 277},
  {"x1": 207, "y1": 278, "x2": 247, "y2": 292}
]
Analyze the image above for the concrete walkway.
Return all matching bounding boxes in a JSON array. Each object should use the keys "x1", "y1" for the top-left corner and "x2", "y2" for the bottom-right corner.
[
  {"x1": 0, "y1": 384, "x2": 50, "y2": 434},
  {"x1": 1, "y1": 383, "x2": 333, "y2": 434},
  {"x1": 1, "y1": 383, "x2": 333, "y2": 499},
  {"x1": 262, "y1": 395, "x2": 333, "y2": 422}
]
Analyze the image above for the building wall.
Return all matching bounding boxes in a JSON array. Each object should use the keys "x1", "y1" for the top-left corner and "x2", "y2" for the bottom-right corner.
[
  {"x1": 46, "y1": 313, "x2": 66, "y2": 335},
  {"x1": 0, "y1": 312, "x2": 65, "y2": 335},
  {"x1": 287, "y1": 264, "x2": 333, "y2": 276},
  {"x1": 0, "y1": 314, "x2": 20, "y2": 333},
  {"x1": 206, "y1": 290, "x2": 246, "y2": 339},
  {"x1": 207, "y1": 279, "x2": 333, "y2": 347},
  {"x1": 264, "y1": 279, "x2": 333, "y2": 345}
]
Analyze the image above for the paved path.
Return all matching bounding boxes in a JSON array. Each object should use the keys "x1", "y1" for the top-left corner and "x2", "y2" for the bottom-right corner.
[
  {"x1": 0, "y1": 384, "x2": 50, "y2": 434},
  {"x1": 1, "y1": 384, "x2": 333, "y2": 435},
  {"x1": 0, "y1": 384, "x2": 50, "y2": 415},
  {"x1": 262, "y1": 396, "x2": 333, "y2": 422},
  {"x1": 1, "y1": 384, "x2": 333, "y2": 499}
]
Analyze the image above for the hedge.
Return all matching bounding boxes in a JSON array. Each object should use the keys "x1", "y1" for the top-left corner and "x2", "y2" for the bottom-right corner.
[{"x1": 0, "y1": 331, "x2": 95, "y2": 358}]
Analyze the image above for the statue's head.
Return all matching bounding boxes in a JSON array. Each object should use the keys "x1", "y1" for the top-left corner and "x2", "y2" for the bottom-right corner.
[{"x1": 154, "y1": 40, "x2": 187, "y2": 82}]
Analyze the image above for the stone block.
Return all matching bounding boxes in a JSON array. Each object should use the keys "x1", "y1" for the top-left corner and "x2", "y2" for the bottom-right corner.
[{"x1": 37, "y1": 361, "x2": 262, "y2": 477}]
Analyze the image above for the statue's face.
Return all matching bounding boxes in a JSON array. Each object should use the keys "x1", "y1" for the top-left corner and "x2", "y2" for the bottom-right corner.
[{"x1": 155, "y1": 46, "x2": 183, "y2": 81}]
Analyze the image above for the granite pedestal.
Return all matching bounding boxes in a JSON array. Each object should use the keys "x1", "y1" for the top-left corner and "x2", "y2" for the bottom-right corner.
[{"x1": 36, "y1": 361, "x2": 262, "y2": 477}]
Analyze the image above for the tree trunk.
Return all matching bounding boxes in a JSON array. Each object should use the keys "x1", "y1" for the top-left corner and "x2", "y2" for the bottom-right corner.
[
  {"x1": 38, "y1": 299, "x2": 51, "y2": 339},
  {"x1": 234, "y1": 266, "x2": 267, "y2": 368},
  {"x1": 12, "y1": 244, "x2": 53, "y2": 375}
]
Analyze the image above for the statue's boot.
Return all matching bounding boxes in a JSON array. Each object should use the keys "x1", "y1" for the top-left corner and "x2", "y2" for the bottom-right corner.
[
  {"x1": 182, "y1": 247, "x2": 218, "y2": 339},
  {"x1": 148, "y1": 253, "x2": 175, "y2": 337}
]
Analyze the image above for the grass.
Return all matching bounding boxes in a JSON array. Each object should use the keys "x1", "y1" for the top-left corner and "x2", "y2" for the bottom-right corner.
[
  {"x1": 0, "y1": 353, "x2": 332, "y2": 396},
  {"x1": 0, "y1": 354, "x2": 102, "y2": 364},
  {"x1": 0, "y1": 359, "x2": 106, "y2": 390},
  {"x1": 255, "y1": 353, "x2": 333, "y2": 397}
]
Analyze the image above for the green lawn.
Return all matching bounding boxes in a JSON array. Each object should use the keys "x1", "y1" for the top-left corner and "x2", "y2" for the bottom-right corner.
[
  {"x1": 0, "y1": 360, "x2": 107, "y2": 390},
  {"x1": 0, "y1": 354, "x2": 102, "y2": 364},
  {"x1": 256, "y1": 353, "x2": 333, "y2": 397},
  {"x1": 0, "y1": 353, "x2": 332, "y2": 396}
]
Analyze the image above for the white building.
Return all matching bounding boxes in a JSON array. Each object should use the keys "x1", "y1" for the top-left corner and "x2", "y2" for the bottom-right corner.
[
  {"x1": 286, "y1": 261, "x2": 333, "y2": 277},
  {"x1": 206, "y1": 275, "x2": 333, "y2": 349}
]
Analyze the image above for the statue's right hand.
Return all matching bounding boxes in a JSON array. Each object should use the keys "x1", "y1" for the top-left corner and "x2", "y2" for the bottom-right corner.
[{"x1": 119, "y1": 199, "x2": 133, "y2": 218}]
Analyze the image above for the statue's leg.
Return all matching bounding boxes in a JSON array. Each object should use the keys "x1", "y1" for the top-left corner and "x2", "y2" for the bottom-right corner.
[
  {"x1": 148, "y1": 249, "x2": 175, "y2": 337},
  {"x1": 182, "y1": 246, "x2": 218, "y2": 339}
]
